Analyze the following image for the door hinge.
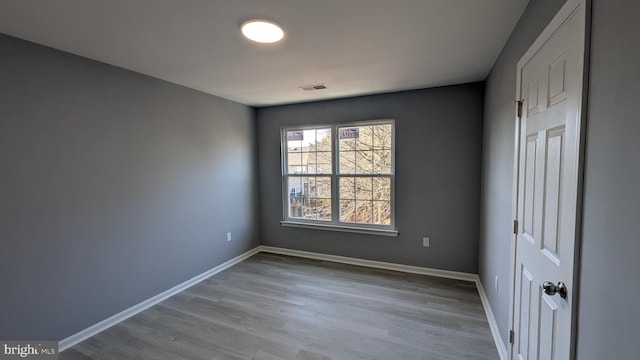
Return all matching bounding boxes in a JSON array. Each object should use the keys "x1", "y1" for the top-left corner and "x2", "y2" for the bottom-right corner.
[
  {"x1": 509, "y1": 330, "x2": 515, "y2": 344},
  {"x1": 513, "y1": 219, "x2": 519, "y2": 235},
  {"x1": 516, "y1": 100, "x2": 523, "y2": 118}
]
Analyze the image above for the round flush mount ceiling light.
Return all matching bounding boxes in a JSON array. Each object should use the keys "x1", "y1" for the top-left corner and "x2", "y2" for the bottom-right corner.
[{"x1": 241, "y1": 20, "x2": 284, "y2": 43}]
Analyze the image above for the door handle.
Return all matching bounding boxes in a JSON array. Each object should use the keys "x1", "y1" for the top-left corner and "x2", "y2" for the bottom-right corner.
[{"x1": 542, "y1": 281, "x2": 567, "y2": 299}]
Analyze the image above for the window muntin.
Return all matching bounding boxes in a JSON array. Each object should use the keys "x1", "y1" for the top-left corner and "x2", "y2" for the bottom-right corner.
[
  {"x1": 286, "y1": 176, "x2": 332, "y2": 220},
  {"x1": 284, "y1": 128, "x2": 333, "y2": 221},
  {"x1": 282, "y1": 120, "x2": 394, "y2": 230},
  {"x1": 286, "y1": 128, "x2": 332, "y2": 174},
  {"x1": 337, "y1": 123, "x2": 393, "y2": 225},
  {"x1": 338, "y1": 176, "x2": 391, "y2": 225}
]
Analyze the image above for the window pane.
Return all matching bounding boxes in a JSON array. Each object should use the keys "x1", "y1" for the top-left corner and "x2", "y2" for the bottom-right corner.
[
  {"x1": 339, "y1": 150, "x2": 356, "y2": 174},
  {"x1": 339, "y1": 177, "x2": 355, "y2": 200},
  {"x1": 287, "y1": 177, "x2": 305, "y2": 196},
  {"x1": 299, "y1": 151, "x2": 332, "y2": 174},
  {"x1": 355, "y1": 201, "x2": 373, "y2": 223},
  {"x1": 340, "y1": 199, "x2": 355, "y2": 223},
  {"x1": 373, "y1": 177, "x2": 391, "y2": 201},
  {"x1": 356, "y1": 126, "x2": 373, "y2": 151},
  {"x1": 338, "y1": 128, "x2": 358, "y2": 151},
  {"x1": 355, "y1": 150, "x2": 374, "y2": 174},
  {"x1": 313, "y1": 177, "x2": 332, "y2": 198},
  {"x1": 316, "y1": 128, "x2": 332, "y2": 151},
  {"x1": 304, "y1": 197, "x2": 325, "y2": 220},
  {"x1": 286, "y1": 130, "x2": 303, "y2": 153},
  {"x1": 355, "y1": 177, "x2": 372, "y2": 200},
  {"x1": 303, "y1": 129, "x2": 317, "y2": 147},
  {"x1": 288, "y1": 176, "x2": 332, "y2": 220},
  {"x1": 373, "y1": 201, "x2": 391, "y2": 225},
  {"x1": 311, "y1": 198, "x2": 332, "y2": 221},
  {"x1": 373, "y1": 124, "x2": 392, "y2": 149},
  {"x1": 316, "y1": 151, "x2": 332, "y2": 174},
  {"x1": 374, "y1": 149, "x2": 392, "y2": 174},
  {"x1": 305, "y1": 152, "x2": 318, "y2": 174},
  {"x1": 287, "y1": 176, "x2": 303, "y2": 218},
  {"x1": 288, "y1": 197, "x2": 303, "y2": 218},
  {"x1": 339, "y1": 123, "x2": 392, "y2": 176},
  {"x1": 340, "y1": 176, "x2": 391, "y2": 225},
  {"x1": 287, "y1": 152, "x2": 306, "y2": 174},
  {"x1": 286, "y1": 128, "x2": 333, "y2": 175}
]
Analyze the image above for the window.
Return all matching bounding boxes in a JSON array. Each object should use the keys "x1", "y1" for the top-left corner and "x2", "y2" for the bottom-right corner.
[{"x1": 281, "y1": 120, "x2": 396, "y2": 235}]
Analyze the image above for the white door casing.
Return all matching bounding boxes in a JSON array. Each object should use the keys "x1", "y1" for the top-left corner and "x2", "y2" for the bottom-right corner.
[{"x1": 510, "y1": 1, "x2": 586, "y2": 359}]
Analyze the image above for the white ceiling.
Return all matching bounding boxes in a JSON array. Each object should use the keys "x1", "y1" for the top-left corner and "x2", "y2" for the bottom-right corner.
[{"x1": 0, "y1": 0, "x2": 528, "y2": 107}]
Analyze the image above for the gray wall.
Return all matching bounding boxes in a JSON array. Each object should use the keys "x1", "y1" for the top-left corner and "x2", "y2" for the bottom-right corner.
[
  {"x1": 478, "y1": 0, "x2": 566, "y2": 346},
  {"x1": 577, "y1": 0, "x2": 640, "y2": 358},
  {"x1": 481, "y1": 0, "x2": 640, "y2": 357},
  {"x1": 0, "y1": 34, "x2": 259, "y2": 341},
  {"x1": 257, "y1": 84, "x2": 484, "y2": 273}
]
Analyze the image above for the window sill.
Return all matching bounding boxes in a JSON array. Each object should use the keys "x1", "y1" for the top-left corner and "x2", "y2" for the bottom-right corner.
[{"x1": 280, "y1": 221, "x2": 399, "y2": 237}]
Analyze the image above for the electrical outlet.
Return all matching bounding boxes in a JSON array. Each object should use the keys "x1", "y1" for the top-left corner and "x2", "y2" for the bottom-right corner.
[
  {"x1": 226, "y1": 232, "x2": 232, "y2": 242},
  {"x1": 422, "y1": 237, "x2": 430, "y2": 247},
  {"x1": 495, "y1": 276, "x2": 499, "y2": 292}
]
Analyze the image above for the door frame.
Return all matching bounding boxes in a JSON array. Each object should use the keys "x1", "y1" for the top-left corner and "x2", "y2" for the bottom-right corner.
[{"x1": 507, "y1": 0, "x2": 590, "y2": 358}]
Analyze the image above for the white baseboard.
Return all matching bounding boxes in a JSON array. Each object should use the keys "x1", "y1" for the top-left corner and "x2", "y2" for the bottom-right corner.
[
  {"x1": 475, "y1": 278, "x2": 509, "y2": 360},
  {"x1": 58, "y1": 246, "x2": 261, "y2": 351},
  {"x1": 258, "y1": 246, "x2": 477, "y2": 282}
]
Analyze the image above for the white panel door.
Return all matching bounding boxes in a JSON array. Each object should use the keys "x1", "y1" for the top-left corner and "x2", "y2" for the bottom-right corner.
[{"x1": 511, "y1": 1, "x2": 585, "y2": 359}]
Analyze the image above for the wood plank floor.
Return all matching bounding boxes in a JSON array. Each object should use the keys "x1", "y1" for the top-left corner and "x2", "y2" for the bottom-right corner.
[{"x1": 60, "y1": 253, "x2": 499, "y2": 360}]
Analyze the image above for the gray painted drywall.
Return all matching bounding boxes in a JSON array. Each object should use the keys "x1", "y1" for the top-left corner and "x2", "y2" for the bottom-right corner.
[
  {"x1": 257, "y1": 84, "x2": 484, "y2": 273},
  {"x1": 0, "y1": 33, "x2": 259, "y2": 341},
  {"x1": 577, "y1": 0, "x2": 640, "y2": 358},
  {"x1": 478, "y1": 0, "x2": 566, "y2": 346}
]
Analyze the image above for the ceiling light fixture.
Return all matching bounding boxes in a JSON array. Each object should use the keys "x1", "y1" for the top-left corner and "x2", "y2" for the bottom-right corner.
[{"x1": 241, "y1": 20, "x2": 284, "y2": 44}]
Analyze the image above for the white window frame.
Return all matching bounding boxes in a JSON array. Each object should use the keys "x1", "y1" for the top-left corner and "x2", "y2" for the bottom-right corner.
[{"x1": 280, "y1": 119, "x2": 398, "y2": 236}]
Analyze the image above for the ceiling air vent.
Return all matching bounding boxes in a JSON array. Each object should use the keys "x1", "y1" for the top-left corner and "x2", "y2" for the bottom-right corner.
[{"x1": 300, "y1": 84, "x2": 327, "y2": 91}]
